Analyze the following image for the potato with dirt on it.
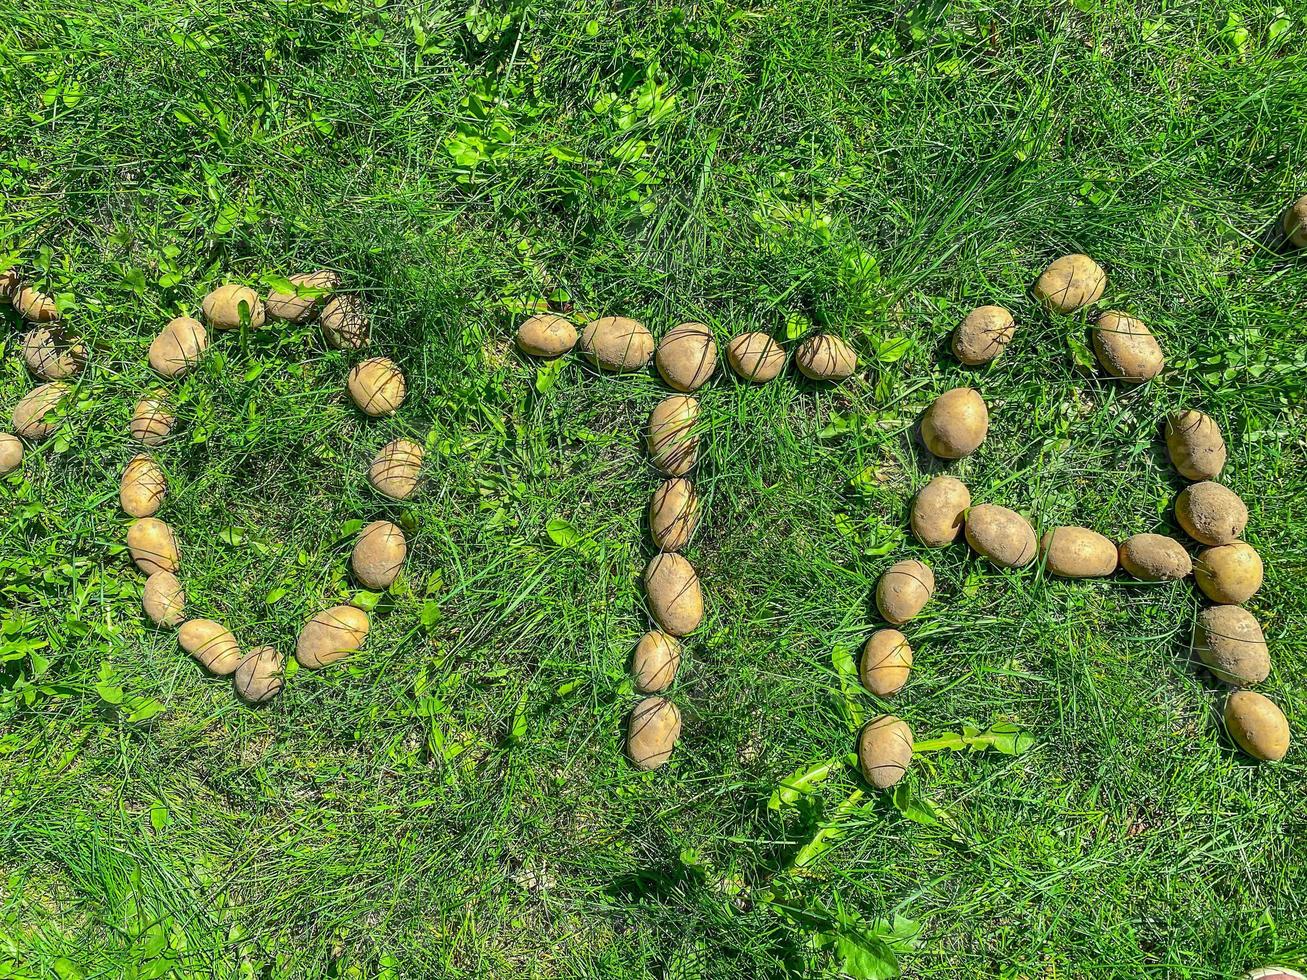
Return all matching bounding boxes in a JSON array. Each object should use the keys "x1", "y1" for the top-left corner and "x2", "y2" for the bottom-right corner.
[
  {"x1": 1224, "y1": 691, "x2": 1290, "y2": 762},
  {"x1": 644, "y1": 552, "x2": 703, "y2": 636},
  {"x1": 1039, "y1": 526, "x2": 1118, "y2": 578},
  {"x1": 295, "y1": 605, "x2": 371, "y2": 669},
  {"x1": 920, "y1": 387, "x2": 989, "y2": 459},
  {"x1": 1165, "y1": 410, "x2": 1226, "y2": 482},
  {"x1": 130, "y1": 395, "x2": 175, "y2": 446},
  {"x1": 860, "y1": 629, "x2": 912, "y2": 696},
  {"x1": 1033, "y1": 253, "x2": 1106, "y2": 313},
  {"x1": 368, "y1": 438, "x2": 424, "y2": 500},
  {"x1": 1193, "y1": 605, "x2": 1269, "y2": 687},
  {"x1": 13, "y1": 285, "x2": 59, "y2": 323},
  {"x1": 234, "y1": 646, "x2": 284, "y2": 704},
  {"x1": 142, "y1": 571, "x2": 185, "y2": 627},
  {"x1": 202, "y1": 284, "x2": 265, "y2": 331},
  {"x1": 952, "y1": 305, "x2": 1016, "y2": 365},
  {"x1": 128, "y1": 517, "x2": 180, "y2": 575},
  {"x1": 1117, "y1": 533, "x2": 1192, "y2": 581},
  {"x1": 649, "y1": 478, "x2": 700, "y2": 552},
  {"x1": 178, "y1": 619, "x2": 242, "y2": 675},
  {"x1": 910, "y1": 476, "x2": 971, "y2": 547},
  {"x1": 965, "y1": 504, "x2": 1037, "y2": 569},
  {"x1": 631, "y1": 631, "x2": 682, "y2": 694},
  {"x1": 319, "y1": 293, "x2": 371, "y2": 349},
  {"x1": 647, "y1": 395, "x2": 700, "y2": 476},
  {"x1": 627, "y1": 695, "x2": 682, "y2": 770},
  {"x1": 795, "y1": 333, "x2": 857, "y2": 381},
  {"x1": 348, "y1": 357, "x2": 407, "y2": 416},
  {"x1": 12, "y1": 382, "x2": 69, "y2": 441},
  {"x1": 875, "y1": 559, "x2": 934, "y2": 625},
  {"x1": 1195, "y1": 541, "x2": 1263, "y2": 605},
  {"x1": 1284, "y1": 194, "x2": 1307, "y2": 248},
  {"x1": 120, "y1": 454, "x2": 167, "y2": 518},
  {"x1": 22, "y1": 326, "x2": 86, "y2": 380},
  {"x1": 0, "y1": 433, "x2": 22, "y2": 475},
  {"x1": 579, "y1": 316, "x2": 654, "y2": 372},
  {"x1": 725, "y1": 332, "x2": 786, "y2": 382},
  {"x1": 1175, "y1": 481, "x2": 1247, "y2": 546},
  {"x1": 1093, "y1": 311, "x2": 1164, "y2": 382},
  {"x1": 515, "y1": 313, "x2": 577, "y2": 358},
  {"x1": 148, "y1": 316, "x2": 209, "y2": 379},
  {"x1": 352, "y1": 520, "x2": 406, "y2": 589},
  {"x1": 656, "y1": 322, "x2": 717, "y2": 392},
  {"x1": 267, "y1": 270, "x2": 340, "y2": 324},
  {"x1": 858, "y1": 714, "x2": 913, "y2": 789}
]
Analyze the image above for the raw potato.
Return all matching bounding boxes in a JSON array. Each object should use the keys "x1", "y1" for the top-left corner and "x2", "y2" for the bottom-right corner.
[
  {"x1": 579, "y1": 316, "x2": 654, "y2": 372},
  {"x1": 127, "y1": 518, "x2": 180, "y2": 575},
  {"x1": 725, "y1": 332, "x2": 786, "y2": 382},
  {"x1": 0, "y1": 433, "x2": 21, "y2": 475},
  {"x1": 295, "y1": 605, "x2": 371, "y2": 669},
  {"x1": 649, "y1": 478, "x2": 700, "y2": 552},
  {"x1": 858, "y1": 714, "x2": 913, "y2": 789},
  {"x1": 910, "y1": 476, "x2": 971, "y2": 547},
  {"x1": 12, "y1": 382, "x2": 69, "y2": 441},
  {"x1": 267, "y1": 270, "x2": 340, "y2": 324},
  {"x1": 319, "y1": 294, "x2": 370, "y2": 349},
  {"x1": 795, "y1": 334, "x2": 857, "y2": 381},
  {"x1": 148, "y1": 316, "x2": 208, "y2": 379},
  {"x1": 1195, "y1": 541, "x2": 1263, "y2": 605},
  {"x1": 352, "y1": 520, "x2": 406, "y2": 589},
  {"x1": 348, "y1": 357, "x2": 407, "y2": 416},
  {"x1": 875, "y1": 559, "x2": 935, "y2": 625},
  {"x1": 1175, "y1": 481, "x2": 1248, "y2": 546},
  {"x1": 22, "y1": 326, "x2": 86, "y2": 380},
  {"x1": 515, "y1": 313, "x2": 577, "y2": 358},
  {"x1": 120, "y1": 454, "x2": 167, "y2": 517},
  {"x1": 644, "y1": 552, "x2": 703, "y2": 636},
  {"x1": 1033, "y1": 253, "x2": 1106, "y2": 313},
  {"x1": 1165, "y1": 410, "x2": 1226, "y2": 482},
  {"x1": 1093, "y1": 312, "x2": 1164, "y2": 382},
  {"x1": 631, "y1": 630, "x2": 682, "y2": 694},
  {"x1": 952, "y1": 305, "x2": 1016, "y2": 365},
  {"x1": 647, "y1": 395, "x2": 700, "y2": 476},
  {"x1": 178, "y1": 619, "x2": 242, "y2": 675},
  {"x1": 1284, "y1": 193, "x2": 1307, "y2": 248},
  {"x1": 920, "y1": 387, "x2": 988, "y2": 459},
  {"x1": 13, "y1": 286, "x2": 59, "y2": 322},
  {"x1": 1224, "y1": 691, "x2": 1290, "y2": 762},
  {"x1": 142, "y1": 571, "x2": 185, "y2": 627},
  {"x1": 1039, "y1": 526, "x2": 1118, "y2": 578},
  {"x1": 202, "y1": 284, "x2": 265, "y2": 331},
  {"x1": 656, "y1": 322, "x2": 717, "y2": 392},
  {"x1": 234, "y1": 646, "x2": 284, "y2": 704},
  {"x1": 627, "y1": 695, "x2": 682, "y2": 770},
  {"x1": 0, "y1": 268, "x2": 17, "y2": 301},
  {"x1": 368, "y1": 438, "x2": 424, "y2": 500},
  {"x1": 130, "y1": 395, "x2": 175, "y2": 446},
  {"x1": 965, "y1": 504, "x2": 1037, "y2": 569},
  {"x1": 860, "y1": 629, "x2": 912, "y2": 696},
  {"x1": 1193, "y1": 605, "x2": 1269, "y2": 687},
  {"x1": 1117, "y1": 533, "x2": 1192, "y2": 581}
]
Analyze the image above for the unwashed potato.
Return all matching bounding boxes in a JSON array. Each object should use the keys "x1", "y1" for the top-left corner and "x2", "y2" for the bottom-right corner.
[
  {"x1": 656, "y1": 322, "x2": 717, "y2": 392},
  {"x1": 127, "y1": 517, "x2": 180, "y2": 575},
  {"x1": 352, "y1": 520, "x2": 406, "y2": 589},
  {"x1": 1117, "y1": 533, "x2": 1192, "y2": 581},
  {"x1": 644, "y1": 552, "x2": 703, "y2": 636},
  {"x1": 858, "y1": 714, "x2": 913, "y2": 789},
  {"x1": 1195, "y1": 541, "x2": 1263, "y2": 605},
  {"x1": 875, "y1": 559, "x2": 934, "y2": 625},
  {"x1": 725, "y1": 332, "x2": 786, "y2": 382},
  {"x1": 579, "y1": 316, "x2": 654, "y2": 372},
  {"x1": 234, "y1": 646, "x2": 284, "y2": 704},
  {"x1": 319, "y1": 294, "x2": 371, "y2": 349},
  {"x1": 13, "y1": 286, "x2": 59, "y2": 323},
  {"x1": 0, "y1": 268, "x2": 17, "y2": 301},
  {"x1": 910, "y1": 476, "x2": 971, "y2": 547},
  {"x1": 1284, "y1": 194, "x2": 1307, "y2": 248},
  {"x1": 1243, "y1": 968, "x2": 1307, "y2": 980},
  {"x1": 1093, "y1": 311, "x2": 1164, "y2": 382},
  {"x1": 795, "y1": 334, "x2": 857, "y2": 381},
  {"x1": 148, "y1": 316, "x2": 208, "y2": 379},
  {"x1": 965, "y1": 504, "x2": 1037, "y2": 569},
  {"x1": 627, "y1": 695, "x2": 681, "y2": 770},
  {"x1": 120, "y1": 454, "x2": 167, "y2": 517},
  {"x1": 631, "y1": 630, "x2": 682, "y2": 694},
  {"x1": 920, "y1": 387, "x2": 988, "y2": 459},
  {"x1": 1033, "y1": 253, "x2": 1106, "y2": 313},
  {"x1": 1039, "y1": 526, "x2": 1118, "y2": 578},
  {"x1": 860, "y1": 629, "x2": 912, "y2": 696},
  {"x1": 1176, "y1": 481, "x2": 1248, "y2": 546},
  {"x1": 1165, "y1": 410, "x2": 1226, "y2": 482},
  {"x1": 179, "y1": 619, "x2": 242, "y2": 675},
  {"x1": 202, "y1": 284, "x2": 265, "y2": 331},
  {"x1": 368, "y1": 438, "x2": 424, "y2": 500},
  {"x1": 1224, "y1": 690, "x2": 1290, "y2": 762},
  {"x1": 515, "y1": 313, "x2": 577, "y2": 358},
  {"x1": 0, "y1": 433, "x2": 23, "y2": 475},
  {"x1": 142, "y1": 571, "x2": 185, "y2": 627},
  {"x1": 267, "y1": 270, "x2": 340, "y2": 324},
  {"x1": 130, "y1": 395, "x2": 175, "y2": 446},
  {"x1": 1193, "y1": 605, "x2": 1269, "y2": 687},
  {"x1": 348, "y1": 357, "x2": 406, "y2": 416},
  {"x1": 647, "y1": 395, "x2": 700, "y2": 476},
  {"x1": 12, "y1": 382, "x2": 69, "y2": 441},
  {"x1": 22, "y1": 326, "x2": 86, "y2": 380},
  {"x1": 649, "y1": 478, "x2": 700, "y2": 552},
  {"x1": 952, "y1": 305, "x2": 1016, "y2": 365},
  {"x1": 295, "y1": 605, "x2": 370, "y2": 669}
]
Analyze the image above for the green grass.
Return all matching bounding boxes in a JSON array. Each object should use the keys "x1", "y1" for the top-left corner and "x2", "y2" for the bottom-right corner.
[{"x1": 2, "y1": 1, "x2": 1306, "y2": 976}]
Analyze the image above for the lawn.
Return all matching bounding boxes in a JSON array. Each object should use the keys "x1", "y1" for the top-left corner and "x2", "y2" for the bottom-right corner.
[{"x1": 1, "y1": 1, "x2": 1305, "y2": 977}]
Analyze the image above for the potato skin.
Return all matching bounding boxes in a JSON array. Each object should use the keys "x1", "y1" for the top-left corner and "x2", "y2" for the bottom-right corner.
[
  {"x1": 295, "y1": 605, "x2": 370, "y2": 669},
  {"x1": 627, "y1": 695, "x2": 681, "y2": 770},
  {"x1": 515, "y1": 313, "x2": 577, "y2": 358},
  {"x1": 952, "y1": 305, "x2": 1015, "y2": 365},
  {"x1": 795, "y1": 334, "x2": 857, "y2": 381},
  {"x1": 1193, "y1": 605, "x2": 1269, "y2": 687},
  {"x1": 649, "y1": 478, "x2": 700, "y2": 552},
  {"x1": 202, "y1": 284, "x2": 265, "y2": 331},
  {"x1": 644, "y1": 552, "x2": 703, "y2": 636},
  {"x1": 1039, "y1": 527, "x2": 1118, "y2": 578},
  {"x1": 631, "y1": 631, "x2": 682, "y2": 694},
  {"x1": 1175, "y1": 482, "x2": 1247, "y2": 546},
  {"x1": 920, "y1": 387, "x2": 988, "y2": 459},
  {"x1": 860, "y1": 629, "x2": 912, "y2": 696},
  {"x1": 0, "y1": 433, "x2": 21, "y2": 475},
  {"x1": 1164, "y1": 410, "x2": 1225, "y2": 482},
  {"x1": 910, "y1": 476, "x2": 970, "y2": 547},
  {"x1": 267, "y1": 270, "x2": 340, "y2": 324},
  {"x1": 579, "y1": 316, "x2": 654, "y2": 372},
  {"x1": 148, "y1": 316, "x2": 208, "y2": 379},
  {"x1": 351, "y1": 520, "x2": 406, "y2": 589},
  {"x1": 656, "y1": 322, "x2": 717, "y2": 392},
  {"x1": 319, "y1": 294, "x2": 370, "y2": 349},
  {"x1": 23, "y1": 326, "x2": 86, "y2": 380},
  {"x1": 1195, "y1": 542, "x2": 1263, "y2": 605},
  {"x1": 1033, "y1": 253, "x2": 1106, "y2": 313},
  {"x1": 142, "y1": 571, "x2": 185, "y2": 627},
  {"x1": 1092, "y1": 311, "x2": 1164, "y2": 382},
  {"x1": 1284, "y1": 194, "x2": 1307, "y2": 248},
  {"x1": 368, "y1": 438, "x2": 423, "y2": 500},
  {"x1": 130, "y1": 396, "x2": 175, "y2": 446},
  {"x1": 965, "y1": 504, "x2": 1037, "y2": 569},
  {"x1": 1224, "y1": 691, "x2": 1290, "y2": 762},
  {"x1": 127, "y1": 518, "x2": 180, "y2": 576},
  {"x1": 725, "y1": 332, "x2": 786, "y2": 382},
  {"x1": 12, "y1": 382, "x2": 69, "y2": 441},
  {"x1": 647, "y1": 395, "x2": 700, "y2": 476},
  {"x1": 348, "y1": 357, "x2": 407, "y2": 417},
  {"x1": 234, "y1": 646, "x2": 284, "y2": 704},
  {"x1": 120, "y1": 454, "x2": 167, "y2": 518},
  {"x1": 858, "y1": 714, "x2": 913, "y2": 789},
  {"x1": 875, "y1": 559, "x2": 934, "y2": 625},
  {"x1": 178, "y1": 619, "x2": 242, "y2": 675},
  {"x1": 1117, "y1": 533, "x2": 1192, "y2": 581}
]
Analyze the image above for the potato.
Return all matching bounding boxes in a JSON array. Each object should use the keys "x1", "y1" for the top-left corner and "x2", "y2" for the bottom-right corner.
[
  {"x1": 127, "y1": 517, "x2": 180, "y2": 575},
  {"x1": 1117, "y1": 533, "x2": 1192, "y2": 581},
  {"x1": 647, "y1": 395, "x2": 700, "y2": 476},
  {"x1": 178, "y1": 619, "x2": 242, "y2": 675},
  {"x1": 1175, "y1": 481, "x2": 1247, "y2": 546},
  {"x1": 1284, "y1": 193, "x2": 1307, "y2": 248},
  {"x1": 348, "y1": 357, "x2": 407, "y2": 416},
  {"x1": 368, "y1": 438, "x2": 424, "y2": 500},
  {"x1": 910, "y1": 476, "x2": 971, "y2": 547},
  {"x1": 148, "y1": 316, "x2": 208, "y2": 379},
  {"x1": 627, "y1": 695, "x2": 682, "y2": 770},
  {"x1": 295, "y1": 605, "x2": 370, "y2": 669},
  {"x1": 267, "y1": 270, "x2": 340, "y2": 324},
  {"x1": 656, "y1": 322, "x2": 717, "y2": 392},
  {"x1": 13, "y1": 286, "x2": 59, "y2": 323},
  {"x1": 0, "y1": 268, "x2": 17, "y2": 301},
  {"x1": 0, "y1": 432, "x2": 21, "y2": 475},
  {"x1": 644, "y1": 552, "x2": 703, "y2": 636},
  {"x1": 952, "y1": 305, "x2": 1016, "y2": 365},
  {"x1": 795, "y1": 333, "x2": 857, "y2": 381},
  {"x1": 130, "y1": 395, "x2": 175, "y2": 446},
  {"x1": 1165, "y1": 410, "x2": 1226, "y2": 482},
  {"x1": 725, "y1": 332, "x2": 786, "y2": 382},
  {"x1": 1195, "y1": 541, "x2": 1263, "y2": 605},
  {"x1": 920, "y1": 387, "x2": 988, "y2": 459},
  {"x1": 1241, "y1": 968, "x2": 1306, "y2": 980},
  {"x1": 1033, "y1": 253, "x2": 1106, "y2": 313},
  {"x1": 579, "y1": 316, "x2": 654, "y2": 372},
  {"x1": 142, "y1": 571, "x2": 185, "y2": 627},
  {"x1": 352, "y1": 520, "x2": 406, "y2": 589},
  {"x1": 319, "y1": 294, "x2": 370, "y2": 349},
  {"x1": 1193, "y1": 605, "x2": 1269, "y2": 687},
  {"x1": 1224, "y1": 690, "x2": 1290, "y2": 762},
  {"x1": 631, "y1": 630, "x2": 682, "y2": 694},
  {"x1": 1039, "y1": 526, "x2": 1118, "y2": 578},
  {"x1": 860, "y1": 629, "x2": 912, "y2": 696},
  {"x1": 515, "y1": 313, "x2": 577, "y2": 358},
  {"x1": 649, "y1": 478, "x2": 700, "y2": 552},
  {"x1": 234, "y1": 645, "x2": 284, "y2": 704},
  {"x1": 875, "y1": 559, "x2": 934, "y2": 625},
  {"x1": 965, "y1": 504, "x2": 1037, "y2": 569},
  {"x1": 12, "y1": 382, "x2": 69, "y2": 441},
  {"x1": 22, "y1": 326, "x2": 86, "y2": 380},
  {"x1": 202, "y1": 284, "x2": 265, "y2": 331},
  {"x1": 858, "y1": 714, "x2": 913, "y2": 789},
  {"x1": 1092, "y1": 312, "x2": 1164, "y2": 382},
  {"x1": 120, "y1": 454, "x2": 167, "y2": 518}
]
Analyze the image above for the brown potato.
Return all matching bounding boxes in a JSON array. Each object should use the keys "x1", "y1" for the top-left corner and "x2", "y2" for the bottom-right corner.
[
  {"x1": 120, "y1": 454, "x2": 167, "y2": 518},
  {"x1": 0, "y1": 268, "x2": 18, "y2": 301},
  {"x1": 725, "y1": 332, "x2": 786, "y2": 382},
  {"x1": 178, "y1": 619, "x2": 242, "y2": 675},
  {"x1": 649, "y1": 478, "x2": 700, "y2": 552},
  {"x1": 234, "y1": 646, "x2": 284, "y2": 704},
  {"x1": 875, "y1": 559, "x2": 934, "y2": 625},
  {"x1": 647, "y1": 395, "x2": 700, "y2": 476},
  {"x1": 148, "y1": 316, "x2": 209, "y2": 379},
  {"x1": 295, "y1": 605, "x2": 370, "y2": 669},
  {"x1": 1193, "y1": 605, "x2": 1269, "y2": 687},
  {"x1": 267, "y1": 270, "x2": 340, "y2": 324},
  {"x1": 860, "y1": 629, "x2": 912, "y2": 696},
  {"x1": 627, "y1": 695, "x2": 681, "y2": 770},
  {"x1": 202, "y1": 284, "x2": 265, "y2": 331},
  {"x1": 13, "y1": 286, "x2": 59, "y2": 323},
  {"x1": 579, "y1": 316, "x2": 654, "y2": 372},
  {"x1": 352, "y1": 520, "x2": 406, "y2": 589},
  {"x1": 12, "y1": 382, "x2": 69, "y2": 441},
  {"x1": 127, "y1": 518, "x2": 180, "y2": 576},
  {"x1": 1284, "y1": 194, "x2": 1307, "y2": 248},
  {"x1": 910, "y1": 476, "x2": 971, "y2": 548},
  {"x1": 0, "y1": 433, "x2": 21, "y2": 475},
  {"x1": 1092, "y1": 311, "x2": 1164, "y2": 382},
  {"x1": 130, "y1": 395, "x2": 175, "y2": 446},
  {"x1": 515, "y1": 313, "x2": 577, "y2": 358},
  {"x1": 1117, "y1": 533, "x2": 1192, "y2": 581},
  {"x1": 656, "y1": 322, "x2": 717, "y2": 392},
  {"x1": 952, "y1": 305, "x2": 1016, "y2": 365},
  {"x1": 1039, "y1": 526, "x2": 1118, "y2": 578},
  {"x1": 319, "y1": 294, "x2": 371, "y2": 349},
  {"x1": 631, "y1": 631, "x2": 682, "y2": 694},
  {"x1": 1195, "y1": 542, "x2": 1263, "y2": 605},
  {"x1": 965, "y1": 504, "x2": 1037, "y2": 569},
  {"x1": 644, "y1": 552, "x2": 703, "y2": 636},
  {"x1": 1165, "y1": 410, "x2": 1226, "y2": 482},
  {"x1": 920, "y1": 387, "x2": 988, "y2": 459},
  {"x1": 348, "y1": 357, "x2": 406, "y2": 416},
  {"x1": 142, "y1": 571, "x2": 185, "y2": 627},
  {"x1": 368, "y1": 438, "x2": 423, "y2": 500},
  {"x1": 1175, "y1": 482, "x2": 1247, "y2": 546},
  {"x1": 858, "y1": 714, "x2": 913, "y2": 789},
  {"x1": 22, "y1": 326, "x2": 86, "y2": 380},
  {"x1": 1033, "y1": 254, "x2": 1106, "y2": 313},
  {"x1": 795, "y1": 334, "x2": 857, "y2": 381},
  {"x1": 1224, "y1": 691, "x2": 1290, "y2": 762}
]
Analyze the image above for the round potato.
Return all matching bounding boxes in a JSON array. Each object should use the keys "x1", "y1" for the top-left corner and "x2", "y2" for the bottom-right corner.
[
  {"x1": 725, "y1": 332, "x2": 786, "y2": 382},
  {"x1": 649, "y1": 478, "x2": 700, "y2": 552},
  {"x1": 965, "y1": 504, "x2": 1037, "y2": 569},
  {"x1": 1195, "y1": 541, "x2": 1263, "y2": 605},
  {"x1": 656, "y1": 322, "x2": 717, "y2": 392},
  {"x1": 0, "y1": 433, "x2": 23, "y2": 475},
  {"x1": 319, "y1": 293, "x2": 370, "y2": 349},
  {"x1": 910, "y1": 476, "x2": 971, "y2": 548},
  {"x1": 352, "y1": 520, "x2": 406, "y2": 589},
  {"x1": 644, "y1": 552, "x2": 703, "y2": 636},
  {"x1": 142, "y1": 571, "x2": 185, "y2": 628},
  {"x1": 627, "y1": 695, "x2": 682, "y2": 770},
  {"x1": 631, "y1": 630, "x2": 682, "y2": 694},
  {"x1": 12, "y1": 382, "x2": 69, "y2": 441},
  {"x1": 579, "y1": 316, "x2": 654, "y2": 372},
  {"x1": 368, "y1": 438, "x2": 424, "y2": 500},
  {"x1": 1224, "y1": 690, "x2": 1290, "y2": 762},
  {"x1": 120, "y1": 454, "x2": 167, "y2": 518},
  {"x1": 858, "y1": 714, "x2": 913, "y2": 789},
  {"x1": 875, "y1": 559, "x2": 934, "y2": 625},
  {"x1": 1117, "y1": 533, "x2": 1192, "y2": 581},
  {"x1": 515, "y1": 313, "x2": 577, "y2": 358},
  {"x1": 1033, "y1": 253, "x2": 1106, "y2": 313},
  {"x1": 267, "y1": 270, "x2": 340, "y2": 324},
  {"x1": 348, "y1": 357, "x2": 406, "y2": 416},
  {"x1": 295, "y1": 605, "x2": 371, "y2": 669},
  {"x1": 1284, "y1": 194, "x2": 1307, "y2": 248},
  {"x1": 1175, "y1": 481, "x2": 1248, "y2": 546},
  {"x1": 647, "y1": 395, "x2": 700, "y2": 476},
  {"x1": 920, "y1": 387, "x2": 988, "y2": 459},
  {"x1": 1092, "y1": 311, "x2": 1164, "y2": 382},
  {"x1": 860, "y1": 629, "x2": 912, "y2": 696},
  {"x1": 130, "y1": 395, "x2": 175, "y2": 446},
  {"x1": 13, "y1": 286, "x2": 59, "y2": 323},
  {"x1": 22, "y1": 326, "x2": 86, "y2": 380},
  {"x1": 952, "y1": 305, "x2": 1016, "y2": 365},
  {"x1": 202, "y1": 284, "x2": 265, "y2": 331},
  {"x1": 1039, "y1": 526, "x2": 1118, "y2": 578},
  {"x1": 1164, "y1": 410, "x2": 1226, "y2": 482},
  {"x1": 234, "y1": 645, "x2": 284, "y2": 704},
  {"x1": 1193, "y1": 605, "x2": 1269, "y2": 687},
  {"x1": 127, "y1": 517, "x2": 180, "y2": 576},
  {"x1": 795, "y1": 334, "x2": 857, "y2": 381},
  {"x1": 148, "y1": 316, "x2": 208, "y2": 379},
  {"x1": 178, "y1": 619, "x2": 242, "y2": 675}
]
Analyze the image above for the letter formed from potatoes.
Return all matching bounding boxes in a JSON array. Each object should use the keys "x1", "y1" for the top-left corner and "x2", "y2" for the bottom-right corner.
[
  {"x1": 910, "y1": 476, "x2": 971, "y2": 548},
  {"x1": 0, "y1": 433, "x2": 22, "y2": 476},
  {"x1": 1193, "y1": 605, "x2": 1269, "y2": 687},
  {"x1": 352, "y1": 520, "x2": 407, "y2": 590},
  {"x1": 1117, "y1": 533, "x2": 1192, "y2": 581},
  {"x1": 631, "y1": 631, "x2": 682, "y2": 694},
  {"x1": 142, "y1": 571, "x2": 185, "y2": 628},
  {"x1": 23, "y1": 326, "x2": 86, "y2": 380},
  {"x1": 1165, "y1": 410, "x2": 1226, "y2": 482},
  {"x1": 952, "y1": 305, "x2": 1016, "y2": 366},
  {"x1": 348, "y1": 357, "x2": 407, "y2": 417},
  {"x1": 515, "y1": 313, "x2": 577, "y2": 358},
  {"x1": 627, "y1": 695, "x2": 681, "y2": 770},
  {"x1": 1092, "y1": 312, "x2": 1164, "y2": 382},
  {"x1": 860, "y1": 629, "x2": 912, "y2": 697},
  {"x1": 965, "y1": 504, "x2": 1037, "y2": 569},
  {"x1": 296, "y1": 605, "x2": 371, "y2": 669},
  {"x1": 875, "y1": 559, "x2": 934, "y2": 625},
  {"x1": 120, "y1": 455, "x2": 167, "y2": 518},
  {"x1": 649, "y1": 478, "x2": 700, "y2": 552},
  {"x1": 920, "y1": 387, "x2": 988, "y2": 459},
  {"x1": 647, "y1": 395, "x2": 700, "y2": 477},
  {"x1": 1033, "y1": 253, "x2": 1106, "y2": 313},
  {"x1": 725, "y1": 332, "x2": 786, "y2": 382},
  {"x1": 234, "y1": 646, "x2": 284, "y2": 704},
  {"x1": 128, "y1": 518, "x2": 180, "y2": 576},
  {"x1": 179, "y1": 619, "x2": 242, "y2": 675},
  {"x1": 795, "y1": 333, "x2": 857, "y2": 381},
  {"x1": 368, "y1": 438, "x2": 424, "y2": 501},
  {"x1": 12, "y1": 382, "x2": 69, "y2": 441},
  {"x1": 656, "y1": 322, "x2": 717, "y2": 392},
  {"x1": 1039, "y1": 527, "x2": 1118, "y2": 578},
  {"x1": 1175, "y1": 482, "x2": 1248, "y2": 546},
  {"x1": 148, "y1": 316, "x2": 209, "y2": 380},
  {"x1": 858, "y1": 714, "x2": 913, "y2": 789},
  {"x1": 579, "y1": 316, "x2": 654, "y2": 372},
  {"x1": 644, "y1": 552, "x2": 703, "y2": 637},
  {"x1": 1195, "y1": 541, "x2": 1263, "y2": 605},
  {"x1": 1224, "y1": 691, "x2": 1290, "y2": 762},
  {"x1": 267, "y1": 270, "x2": 341, "y2": 325}
]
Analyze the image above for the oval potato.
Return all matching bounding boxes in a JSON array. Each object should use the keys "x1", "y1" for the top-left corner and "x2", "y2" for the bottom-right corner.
[
  {"x1": 120, "y1": 454, "x2": 167, "y2": 517},
  {"x1": 725, "y1": 332, "x2": 786, "y2": 382},
  {"x1": 1033, "y1": 253, "x2": 1106, "y2": 313},
  {"x1": 1165, "y1": 410, "x2": 1226, "y2": 482},
  {"x1": 1224, "y1": 690, "x2": 1290, "y2": 762},
  {"x1": 319, "y1": 293, "x2": 370, "y2": 349},
  {"x1": 1039, "y1": 526, "x2": 1118, "y2": 578},
  {"x1": 910, "y1": 476, "x2": 971, "y2": 547},
  {"x1": 202, "y1": 284, "x2": 265, "y2": 331},
  {"x1": 1093, "y1": 311, "x2": 1164, "y2": 382},
  {"x1": 295, "y1": 605, "x2": 370, "y2": 669},
  {"x1": 12, "y1": 382, "x2": 69, "y2": 441},
  {"x1": 13, "y1": 286, "x2": 59, "y2": 323},
  {"x1": 130, "y1": 396, "x2": 175, "y2": 446},
  {"x1": 860, "y1": 629, "x2": 912, "y2": 696},
  {"x1": 647, "y1": 395, "x2": 700, "y2": 476},
  {"x1": 795, "y1": 334, "x2": 856, "y2": 381},
  {"x1": 1193, "y1": 605, "x2": 1269, "y2": 687},
  {"x1": 920, "y1": 387, "x2": 988, "y2": 459},
  {"x1": 631, "y1": 631, "x2": 682, "y2": 694},
  {"x1": 368, "y1": 438, "x2": 424, "y2": 500},
  {"x1": 142, "y1": 571, "x2": 185, "y2": 627},
  {"x1": 179, "y1": 619, "x2": 242, "y2": 675},
  {"x1": 1176, "y1": 481, "x2": 1247, "y2": 546},
  {"x1": 1117, "y1": 533, "x2": 1192, "y2": 581},
  {"x1": 649, "y1": 478, "x2": 700, "y2": 552},
  {"x1": 858, "y1": 714, "x2": 913, "y2": 789},
  {"x1": 656, "y1": 322, "x2": 717, "y2": 392},
  {"x1": 952, "y1": 305, "x2": 1015, "y2": 365},
  {"x1": 348, "y1": 357, "x2": 406, "y2": 416},
  {"x1": 1284, "y1": 194, "x2": 1307, "y2": 248},
  {"x1": 23, "y1": 326, "x2": 86, "y2": 380},
  {"x1": 0, "y1": 432, "x2": 21, "y2": 475},
  {"x1": 515, "y1": 313, "x2": 577, "y2": 358},
  {"x1": 352, "y1": 520, "x2": 406, "y2": 589},
  {"x1": 1195, "y1": 541, "x2": 1263, "y2": 605},
  {"x1": 234, "y1": 645, "x2": 284, "y2": 704},
  {"x1": 148, "y1": 316, "x2": 208, "y2": 379},
  {"x1": 965, "y1": 504, "x2": 1037, "y2": 569},
  {"x1": 127, "y1": 517, "x2": 180, "y2": 575},
  {"x1": 875, "y1": 559, "x2": 934, "y2": 625},
  {"x1": 644, "y1": 552, "x2": 703, "y2": 636},
  {"x1": 579, "y1": 316, "x2": 654, "y2": 372},
  {"x1": 267, "y1": 270, "x2": 340, "y2": 324},
  {"x1": 627, "y1": 695, "x2": 681, "y2": 770}
]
